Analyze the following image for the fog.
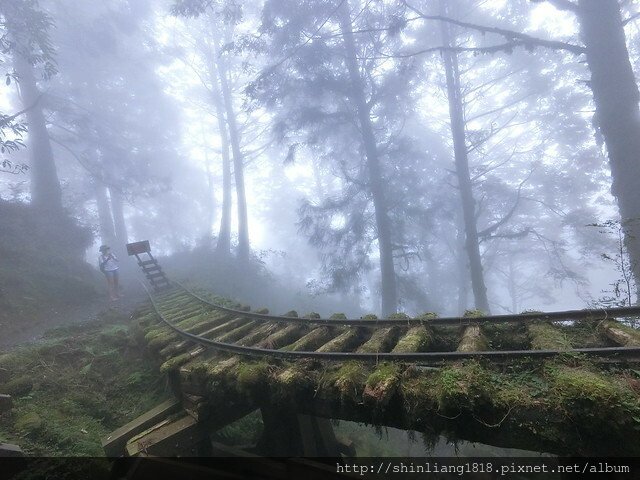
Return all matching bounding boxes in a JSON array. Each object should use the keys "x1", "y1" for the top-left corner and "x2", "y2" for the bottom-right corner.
[{"x1": 2, "y1": 0, "x2": 640, "y2": 318}]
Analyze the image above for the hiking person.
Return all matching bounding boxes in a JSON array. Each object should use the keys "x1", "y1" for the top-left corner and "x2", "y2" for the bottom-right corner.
[{"x1": 99, "y1": 245, "x2": 120, "y2": 301}]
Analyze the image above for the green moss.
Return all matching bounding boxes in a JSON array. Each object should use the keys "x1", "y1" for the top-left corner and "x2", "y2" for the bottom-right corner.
[
  {"x1": 357, "y1": 327, "x2": 398, "y2": 353},
  {"x1": 258, "y1": 325, "x2": 305, "y2": 349},
  {"x1": 463, "y1": 309, "x2": 485, "y2": 318},
  {"x1": 283, "y1": 310, "x2": 298, "y2": 317},
  {"x1": 435, "y1": 362, "x2": 492, "y2": 413},
  {"x1": 236, "y1": 361, "x2": 271, "y2": 399},
  {"x1": 528, "y1": 323, "x2": 572, "y2": 350},
  {"x1": 330, "y1": 313, "x2": 347, "y2": 320},
  {"x1": 400, "y1": 374, "x2": 438, "y2": 416},
  {"x1": 216, "y1": 322, "x2": 256, "y2": 343},
  {"x1": 549, "y1": 366, "x2": 628, "y2": 404},
  {"x1": 415, "y1": 312, "x2": 438, "y2": 321},
  {"x1": 366, "y1": 363, "x2": 401, "y2": 387},
  {"x1": 160, "y1": 352, "x2": 192, "y2": 373},
  {"x1": 146, "y1": 330, "x2": 179, "y2": 351},
  {"x1": 323, "y1": 361, "x2": 368, "y2": 402},
  {"x1": 254, "y1": 308, "x2": 269, "y2": 314},
  {"x1": 361, "y1": 314, "x2": 378, "y2": 321},
  {"x1": 237, "y1": 323, "x2": 281, "y2": 347},
  {"x1": 14, "y1": 412, "x2": 43, "y2": 433},
  {"x1": 316, "y1": 329, "x2": 359, "y2": 352},
  {"x1": 0, "y1": 311, "x2": 168, "y2": 456},
  {"x1": 457, "y1": 325, "x2": 489, "y2": 352},
  {"x1": 483, "y1": 323, "x2": 530, "y2": 350},
  {"x1": 364, "y1": 363, "x2": 401, "y2": 406},
  {"x1": 303, "y1": 312, "x2": 321, "y2": 319},
  {"x1": 392, "y1": 326, "x2": 432, "y2": 353},
  {"x1": 0, "y1": 353, "x2": 20, "y2": 370},
  {"x1": 0, "y1": 376, "x2": 33, "y2": 396},
  {"x1": 282, "y1": 327, "x2": 332, "y2": 351}
]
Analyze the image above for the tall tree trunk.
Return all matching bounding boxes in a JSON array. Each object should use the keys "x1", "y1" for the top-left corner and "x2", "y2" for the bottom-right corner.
[
  {"x1": 338, "y1": 0, "x2": 398, "y2": 317},
  {"x1": 205, "y1": 41, "x2": 232, "y2": 257},
  {"x1": 13, "y1": 54, "x2": 63, "y2": 215},
  {"x1": 507, "y1": 256, "x2": 518, "y2": 314},
  {"x1": 578, "y1": 0, "x2": 640, "y2": 303},
  {"x1": 109, "y1": 187, "x2": 128, "y2": 248},
  {"x1": 456, "y1": 213, "x2": 469, "y2": 314},
  {"x1": 212, "y1": 32, "x2": 250, "y2": 262},
  {"x1": 201, "y1": 123, "x2": 217, "y2": 239},
  {"x1": 440, "y1": 2, "x2": 491, "y2": 313},
  {"x1": 95, "y1": 182, "x2": 116, "y2": 246},
  {"x1": 204, "y1": 156, "x2": 216, "y2": 237}
]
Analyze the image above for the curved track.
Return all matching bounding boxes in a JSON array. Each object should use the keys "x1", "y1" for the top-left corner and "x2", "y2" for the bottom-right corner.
[{"x1": 143, "y1": 282, "x2": 640, "y2": 364}]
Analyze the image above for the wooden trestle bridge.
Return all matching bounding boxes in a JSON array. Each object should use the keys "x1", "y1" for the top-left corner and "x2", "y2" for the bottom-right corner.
[{"x1": 103, "y1": 282, "x2": 640, "y2": 458}]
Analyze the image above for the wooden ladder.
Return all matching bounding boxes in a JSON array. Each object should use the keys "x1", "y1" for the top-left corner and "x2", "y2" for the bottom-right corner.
[{"x1": 126, "y1": 240, "x2": 171, "y2": 292}]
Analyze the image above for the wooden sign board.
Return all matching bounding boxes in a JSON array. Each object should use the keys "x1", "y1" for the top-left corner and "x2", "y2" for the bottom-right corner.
[{"x1": 126, "y1": 240, "x2": 151, "y2": 256}]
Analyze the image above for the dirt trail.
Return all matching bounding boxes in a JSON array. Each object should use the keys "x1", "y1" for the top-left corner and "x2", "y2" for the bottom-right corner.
[{"x1": 0, "y1": 283, "x2": 147, "y2": 350}]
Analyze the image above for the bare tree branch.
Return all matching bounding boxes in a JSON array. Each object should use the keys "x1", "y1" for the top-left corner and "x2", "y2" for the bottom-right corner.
[
  {"x1": 402, "y1": 1, "x2": 586, "y2": 55},
  {"x1": 478, "y1": 170, "x2": 534, "y2": 239}
]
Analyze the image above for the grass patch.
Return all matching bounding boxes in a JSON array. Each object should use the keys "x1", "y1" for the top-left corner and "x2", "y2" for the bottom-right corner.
[{"x1": 0, "y1": 310, "x2": 168, "y2": 456}]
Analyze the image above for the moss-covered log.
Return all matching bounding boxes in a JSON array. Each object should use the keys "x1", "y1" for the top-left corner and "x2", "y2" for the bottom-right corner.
[
  {"x1": 199, "y1": 317, "x2": 251, "y2": 340},
  {"x1": 160, "y1": 347, "x2": 205, "y2": 373},
  {"x1": 216, "y1": 321, "x2": 257, "y2": 343},
  {"x1": 320, "y1": 361, "x2": 368, "y2": 403},
  {"x1": 363, "y1": 362, "x2": 401, "y2": 407},
  {"x1": 316, "y1": 329, "x2": 365, "y2": 353},
  {"x1": 356, "y1": 327, "x2": 399, "y2": 353},
  {"x1": 392, "y1": 326, "x2": 432, "y2": 353},
  {"x1": 599, "y1": 320, "x2": 640, "y2": 346},
  {"x1": 457, "y1": 325, "x2": 488, "y2": 352},
  {"x1": 281, "y1": 327, "x2": 333, "y2": 351},
  {"x1": 528, "y1": 322, "x2": 572, "y2": 350},
  {"x1": 237, "y1": 323, "x2": 282, "y2": 346},
  {"x1": 256, "y1": 324, "x2": 307, "y2": 350}
]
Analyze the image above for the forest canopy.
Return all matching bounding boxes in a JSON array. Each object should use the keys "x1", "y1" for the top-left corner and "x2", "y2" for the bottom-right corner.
[{"x1": 1, "y1": 0, "x2": 640, "y2": 317}]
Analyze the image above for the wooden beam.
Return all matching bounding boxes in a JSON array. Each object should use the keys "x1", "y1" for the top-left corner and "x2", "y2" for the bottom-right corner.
[
  {"x1": 126, "y1": 414, "x2": 204, "y2": 457},
  {"x1": 0, "y1": 443, "x2": 23, "y2": 457},
  {"x1": 102, "y1": 398, "x2": 180, "y2": 457}
]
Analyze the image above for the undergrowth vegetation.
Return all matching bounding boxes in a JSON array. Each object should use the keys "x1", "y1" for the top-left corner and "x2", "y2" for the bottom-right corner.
[
  {"x1": 0, "y1": 309, "x2": 168, "y2": 455},
  {"x1": 0, "y1": 201, "x2": 101, "y2": 327}
]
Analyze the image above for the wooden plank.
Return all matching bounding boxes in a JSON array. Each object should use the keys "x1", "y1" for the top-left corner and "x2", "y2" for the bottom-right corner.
[
  {"x1": 146, "y1": 272, "x2": 167, "y2": 280},
  {"x1": 126, "y1": 414, "x2": 203, "y2": 457},
  {"x1": 138, "y1": 259, "x2": 157, "y2": 267},
  {"x1": 0, "y1": 394, "x2": 12, "y2": 413},
  {"x1": 126, "y1": 240, "x2": 151, "y2": 256},
  {"x1": 102, "y1": 398, "x2": 180, "y2": 457},
  {"x1": 0, "y1": 443, "x2": 23, "y2": 457}
]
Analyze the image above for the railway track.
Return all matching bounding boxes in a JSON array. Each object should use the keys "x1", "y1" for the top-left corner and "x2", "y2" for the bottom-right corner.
[
  {"x1": 106, "y1": 281, "x2": 640, "y2": 457},
  {"x1": 142, "y1": 282, "x2": 640, "y2": 364}
]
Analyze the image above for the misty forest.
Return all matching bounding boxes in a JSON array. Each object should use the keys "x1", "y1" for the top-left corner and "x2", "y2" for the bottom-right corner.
[{"x1": 2, "y1": 0, "x2": 640, "y2": 466}]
